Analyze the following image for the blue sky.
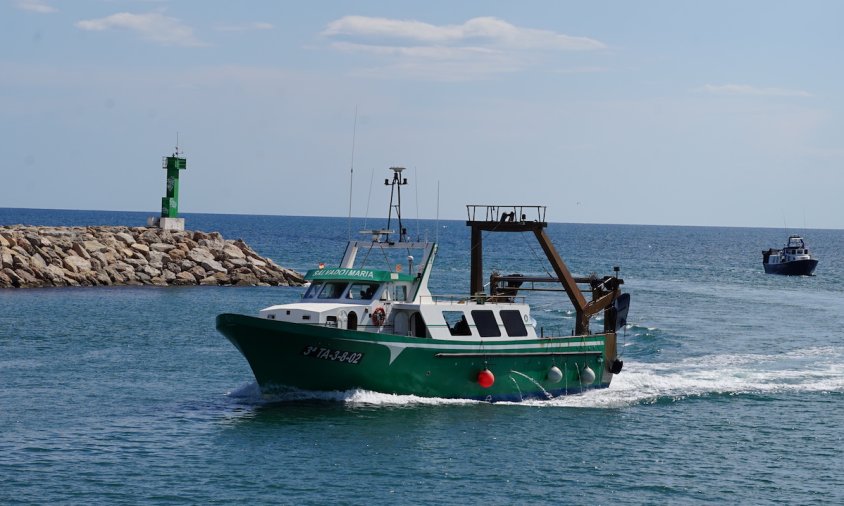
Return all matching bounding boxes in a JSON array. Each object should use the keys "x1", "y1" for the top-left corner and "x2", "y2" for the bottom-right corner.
[{"x1": 2, "y1": 1, "x2": 842, "y2": 228}]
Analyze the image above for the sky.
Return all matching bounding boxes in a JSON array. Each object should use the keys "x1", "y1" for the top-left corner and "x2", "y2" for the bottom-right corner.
[{"x1": 2, "y1": 0, "x2": 843, "y2": 229}]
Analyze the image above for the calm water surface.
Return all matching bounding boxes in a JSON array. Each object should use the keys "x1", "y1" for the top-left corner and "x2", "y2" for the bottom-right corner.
[{"x1": 1, "y1": 208, "x2": 842, "y2": 504}]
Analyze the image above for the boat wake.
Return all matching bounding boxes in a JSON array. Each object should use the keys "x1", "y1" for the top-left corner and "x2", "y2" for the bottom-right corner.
[
  {"x1": 226, "y1": 382, "x2": 480, "y2": 406},
  {"x1": 530, "y1": 346, "x2": 844, "y2": 408},
  {"x1": 226, "y1": 345, "x2": 843, "y2": 409}
]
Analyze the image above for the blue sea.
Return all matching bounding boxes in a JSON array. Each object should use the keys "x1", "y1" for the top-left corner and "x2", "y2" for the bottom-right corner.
[{"x1": 2, "y1": 208, "x2": 842, "y2": 505}]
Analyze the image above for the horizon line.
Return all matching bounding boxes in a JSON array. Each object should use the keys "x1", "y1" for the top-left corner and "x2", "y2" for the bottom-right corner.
[{"x1": 0, "y1": 206, "x2": 839, "y2": 231}]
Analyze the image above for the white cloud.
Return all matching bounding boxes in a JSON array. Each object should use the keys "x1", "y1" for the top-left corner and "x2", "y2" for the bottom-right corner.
[
  {"x1": 321, "y1": 16, "x2": 605, "y2": 80},
  {"x1": 330, "y1": 41, "x2": 500, "y2": 60},
  {"x1": 323, "y1": 15, "x2": 604, "y2": 51},
  {"x1": 697, "y1": 84, "x2": 811, "y2": 98},
  {"x1": 215, "y1": 22, "x2": 274, "y2": 32},
  {"x1": 75, "y1": 12, "x2": 205, "y2": 47},
  {"x1": 329, "y1": 42, "x2": 523, "y2": 81},
  {"x1": 16, "y1": 0, "x2": 57, "y2": 14}
]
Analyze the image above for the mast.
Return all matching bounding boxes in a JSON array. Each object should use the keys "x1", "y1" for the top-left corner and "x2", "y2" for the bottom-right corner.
[{"x1": 384, "y1": 167, "x2": 408, "y2": 242}]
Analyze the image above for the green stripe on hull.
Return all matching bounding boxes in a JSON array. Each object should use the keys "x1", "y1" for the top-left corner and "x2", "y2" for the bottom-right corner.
[{"x1": 216, "y1": 313, "x2": 616, "y2": 401}]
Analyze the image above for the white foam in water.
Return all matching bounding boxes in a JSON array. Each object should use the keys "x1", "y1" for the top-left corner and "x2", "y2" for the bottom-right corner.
[
  {"x1": 226, "y1": 346, "x2": 843, "y2": 409},
  {"x1": 227, "y1": 381, "x2": 481, "y2": 406},
  {"x1": 227, "y1": 381, "x2": 263, "y2": 400},
  {"x1": 341, "y1": 390, "x2": 480, "y2": 406},
  {"x1": 536, "y1": 347, "x2": 844, "y2": 409}
]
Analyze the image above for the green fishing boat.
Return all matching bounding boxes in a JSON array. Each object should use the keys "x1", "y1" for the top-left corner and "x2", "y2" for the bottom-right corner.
[{"x1": 217, "y1": 168, "x2": 628, "y2": 401}]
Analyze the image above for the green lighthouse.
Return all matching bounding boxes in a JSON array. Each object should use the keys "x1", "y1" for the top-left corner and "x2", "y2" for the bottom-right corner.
[
  {"x1": 150, "y1": 144, "x2": 187, "y2": 231},
  {"x1": 161, "y1": 149, "x2": 187, "y2": 218}
]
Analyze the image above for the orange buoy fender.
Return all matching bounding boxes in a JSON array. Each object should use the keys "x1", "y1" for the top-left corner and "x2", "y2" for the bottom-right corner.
[
  {"x1": 477, "y1": 369, "x2": 495, "y2": 388},
  {"x1": 371, "y1": 307, "x2": 386, "y2": 326}
]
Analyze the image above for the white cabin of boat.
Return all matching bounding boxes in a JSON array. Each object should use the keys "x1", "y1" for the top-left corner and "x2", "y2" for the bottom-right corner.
[{"x1": 258, "y1": 233, "x2": 540, "y2": 341}]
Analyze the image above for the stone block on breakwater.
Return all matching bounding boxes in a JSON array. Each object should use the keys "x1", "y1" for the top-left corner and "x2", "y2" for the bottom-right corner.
[{"x1": 0, "y1": 225, "x2": 304, "y2": 289}]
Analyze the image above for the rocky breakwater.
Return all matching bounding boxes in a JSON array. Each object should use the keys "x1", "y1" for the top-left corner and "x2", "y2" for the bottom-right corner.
[{"x1": 0, "y1": 225, "x2": 304, "y2": 288}]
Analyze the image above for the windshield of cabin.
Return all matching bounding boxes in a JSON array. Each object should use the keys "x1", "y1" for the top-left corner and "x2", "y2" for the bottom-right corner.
[
  {"x1": 318, "y1": 282, "x2": 347, "y2": 299},
  {"x1": 346, "y1": 282, "x2": 379, "y2": 300},
  {"x1": 302, "y1": 282, "x2": 323, "y2": 299}
]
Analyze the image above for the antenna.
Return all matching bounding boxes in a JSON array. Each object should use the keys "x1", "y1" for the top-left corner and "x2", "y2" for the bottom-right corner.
[
  {"x1": 436, "y1": 180, "x2": 440, "y2": 243},
  {"x1": 364, "y1": 167, "x2": 375, "y2": 230},
  {"x1": 384, "y1": 167, "x2": 408, "y2": 242},
  {"x1": 175, "y1": 132, "x2": 180, "y2": 156},
  {"x1": 347, "y1": 106, "x2": 358, "y2": 240},
  {"x1": 414, "y1": 166, "x2": 420, "y2": 240}
]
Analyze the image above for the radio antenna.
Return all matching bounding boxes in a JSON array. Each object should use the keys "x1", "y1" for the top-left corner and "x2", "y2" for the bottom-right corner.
[
  {"x1": 347, "y1": 106, "x2": 358, "y2": 240},
  {"x1": 436, "y1": 180, "x2": 440, "y2": 243},
  {"x1": 364, "y1": 167, "x2": 374, "y2": 230},
  {"x1": 414, "y1": 166, "x2": 420, "y2": 240}
]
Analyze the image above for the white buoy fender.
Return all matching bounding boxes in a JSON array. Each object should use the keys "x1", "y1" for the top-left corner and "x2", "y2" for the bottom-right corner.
[
  {"x1": 580, "y1": 365, "x2": 596, "y2": 385},
  {"x1": 547, "y1": 366, "x2": 563, "y2": 383}
]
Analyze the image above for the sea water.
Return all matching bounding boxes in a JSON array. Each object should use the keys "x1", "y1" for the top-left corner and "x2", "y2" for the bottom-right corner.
[{"x1": 1, "y1": 208, "x2": 842, "y2": 504}]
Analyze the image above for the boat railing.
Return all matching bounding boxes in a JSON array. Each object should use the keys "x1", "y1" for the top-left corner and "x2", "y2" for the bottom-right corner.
[
  {"x1": 419, "y1": 294, "x2": 527, "y2": 305},
  {"x1": 491, "y1": 274, "x2": 617, "y2": 288},
  {"x1": 466, "y1": 205, "x2": 546, "y2": 224},
  {"x1": 536, "y1": 325, "x2": 571, "y2": 338}
]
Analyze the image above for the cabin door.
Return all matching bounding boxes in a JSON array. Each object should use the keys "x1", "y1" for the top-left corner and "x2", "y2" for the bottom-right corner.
[
  {"x1": 411, "y1": 312, "x2": 427, "y2": 338},
  {"x1": 393, "y1": 311, "x2": 409, "y2": 335}
]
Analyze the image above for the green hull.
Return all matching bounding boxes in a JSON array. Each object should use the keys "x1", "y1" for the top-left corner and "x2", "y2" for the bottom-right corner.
[{"x1": 217, "y1": 313, "x2": 618, "y2": 401}]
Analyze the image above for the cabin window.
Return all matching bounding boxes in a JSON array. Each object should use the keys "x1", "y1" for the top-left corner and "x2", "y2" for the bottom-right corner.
[
  {"x1": 303, "y1": 282, "x2": 323, "y2": 299},
  {"x1": 394, "y1": 285, "x2": 408, "y2": 302},
  {"x1": 500, "y1": 310, "x2": 527, "y2": 337},
  {"x1": 318, "y1": 282, "x2": 347, "y2": 299},
  {"x1": 443, "y1": 311, "x2": 471, "y2": 336},
  {"x1": 471, "y1": 310, "x2": 501, "y2": 337},
  {"x1": 346, "y1": 282, "x2": 379, "y2": 300}
]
